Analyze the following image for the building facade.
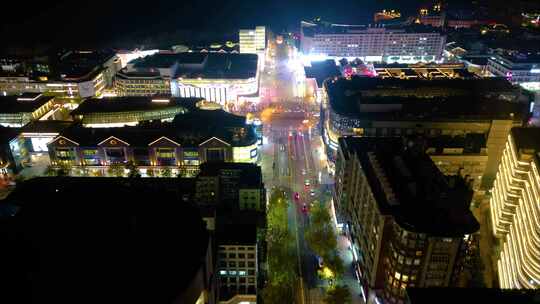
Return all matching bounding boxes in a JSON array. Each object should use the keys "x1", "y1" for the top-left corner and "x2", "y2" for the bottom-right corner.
[
  {"x1": 47, "y1": 109, "x2": 259, "y2": 177},
  {"x1": 0, "y1": 93, "x2": 55, "y2": 127},
  {"x1": 0, "y1": 50, "x2": 120, "y2": 99},
  {"x1": 239, "y1": 26, "x2": 266, "y2": 54},
  {"x1": 490, "y1": 127, "x2": 540, "y2": 289},
  {"x1": 301, "y1": 21, "x2": 446, "y2": 63},
  {"x1": 322, "y1": 77, "x2": 530, "y2": 185},
  {"x1": 487, "y1": 54, "x2": 540, "y2": 86},
  {"x1": 115, "y1": 52, "x2": 259, "y2": 108},
  {"x1": 335, "y1": 137, "x2": 479, "y2": 304}
]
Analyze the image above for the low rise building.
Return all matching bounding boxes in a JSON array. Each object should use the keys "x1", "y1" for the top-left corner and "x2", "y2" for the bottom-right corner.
[
  {"x1": 489, "y1": 127, "x2": 540, "y2": 289},
  {"x1": 47, "y1": 108, "x2": 259, "y2": 177},
  {"x1": 115, "y1": 52, "x2": 259, "y2": 110},
  {"x1": 0, "y1": 50, "x2": 120, "y2": 98},
  {"x1": 70, "y1": 96, "x2": 196, "y2": 127},
  {"x1": 0, "y1": 93, "x2": 55, "y2": 127},
  {"x1": 335, "y1": 137, "x2": 479, "y2": 304}
]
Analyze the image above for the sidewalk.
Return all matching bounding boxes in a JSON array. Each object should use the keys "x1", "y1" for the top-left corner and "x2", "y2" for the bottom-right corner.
[{"x1": 336, "y1": 235, "x2": 365, "y2": 304}]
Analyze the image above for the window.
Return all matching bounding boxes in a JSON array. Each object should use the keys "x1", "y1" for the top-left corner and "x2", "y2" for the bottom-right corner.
[
  {"x1": 83, "y1": 149, "x2": 98, "y2": 156},
  {"x1": 414, "y1": 259, "x2": 421, "y2": 265},
  {"x1": 219, "y1": 270, "x2": 227, "y2": 275},
  {"x1": 228, "y1": 253, "x2": 236, "y2": 258}
]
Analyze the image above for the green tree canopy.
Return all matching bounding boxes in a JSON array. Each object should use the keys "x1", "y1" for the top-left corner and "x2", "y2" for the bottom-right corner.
[{"x1": 324, "y1": 285, "x2": 352, "y2": 304}]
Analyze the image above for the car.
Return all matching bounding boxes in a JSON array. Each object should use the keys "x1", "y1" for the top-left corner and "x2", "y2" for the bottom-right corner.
[
  {"x1": 294, "y1": 192, "x2": 300, "y2": 201},
  {"x1": 304, "y1": 179, "x2": 310, "y2": 187},
  {"x1": 280, "y1": 144, "x2": 285, "y2": 151},
  {"x1": 301, "y1": 203, "x2": 308, "y2": 213},
  {"x1": 310, "y1": 190, "x2": 316, "y2": 197},
  {"x1": 301, "y1": 169, "x2": 306, "y2": 175}
]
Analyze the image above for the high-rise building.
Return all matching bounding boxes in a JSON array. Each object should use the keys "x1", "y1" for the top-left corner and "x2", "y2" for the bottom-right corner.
[
  {"x1": 300, "y1": 21, "x2": 446, "y2": 63},
  {"x1": 490, "y1": 127, "x2": 540, "y2": 289},
  {"x1": 335, "y1": 137, "x2": 479, "y2": 304},
  {"x1": 239, "y1": 26, "x2": 266, "y2": 54},
  {"x1": 322, "y1": 77, "x2": 530, "y2": 185}
]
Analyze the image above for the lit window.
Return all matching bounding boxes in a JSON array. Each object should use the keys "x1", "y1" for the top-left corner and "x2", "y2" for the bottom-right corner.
[
  {"x1": 402, "y1": 275, "x2": 408, "y2": 282},
  {"x1": 394, "y1": 272, "x2": 401, "y2": 280},
  {"x1": 219, "y1": 270, "x2": 227, "y2": 275},
  {"x1": 229, "y1": 271, "x2": 237, "y2": 275},
  {"x1": 238, "y1": 271, "x2": 247, "y2": 276}
]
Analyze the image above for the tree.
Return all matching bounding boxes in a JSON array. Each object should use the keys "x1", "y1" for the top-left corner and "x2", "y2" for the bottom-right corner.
[
  {"x1": 107, "y1": 163, "x2": 124, "y2": 177},
  {"x1": 146, "y1": 168, "x2": 155, "y2": 177},
  {"x1": 324, "y1": 285, "x2": 351, "y2": 304},
  {"x1": 263, "y1": 189, "x2": 298, "y2": 302},
  {"x1": 125, "y1": 161, "x2": 141, "y2": 178},
  {"x1": 305, "y1": 202, "x2": 337, "y2": 258},
  {"x1": 161, "y1": 167, "x2": 172, "y2": 178},
  {"x1": 44, "y1": 165, "x2": 57, "y2": 176}
]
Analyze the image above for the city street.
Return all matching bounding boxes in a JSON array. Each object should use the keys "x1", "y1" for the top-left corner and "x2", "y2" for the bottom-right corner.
[{"x1": 260, "y1": 38, "x2": 363, "y2": 303}]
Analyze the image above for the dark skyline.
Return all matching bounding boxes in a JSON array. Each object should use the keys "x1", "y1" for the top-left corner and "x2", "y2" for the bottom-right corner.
[{"x1": 2, "y1": 0, "x2": 425, "y2": 50}]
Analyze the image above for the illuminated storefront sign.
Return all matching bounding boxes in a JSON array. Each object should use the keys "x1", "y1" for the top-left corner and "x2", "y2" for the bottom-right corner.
[{"x1": 233, "y1": 144, "x2": 258, "y2": 163}]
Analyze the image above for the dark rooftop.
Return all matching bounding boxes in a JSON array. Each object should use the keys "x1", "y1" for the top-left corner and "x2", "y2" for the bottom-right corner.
[
  {"x1": 57, "y1": 50, "x2": 116, "y2": 80},
  {"x1": 406, "y1": 287, "x2": 540, "y2": 304},
  {"x1": 304, "y1": 60, "x2": 341, "y2": 87},
  {"x1": 217, "y1": 223, "x2": 257, "y2": 245},
  {"x1": 0, "y1": 93, "x2": 54, "y2": 113},
  {"x1": 55, "y1": 108, "x2": 257, "y2": 147},
  {"x1": 0, "y1": 126, "x2": 20, "y2": 144},
  {"x1": 326, "y1": 76, "x2": 528, "y2": 122},
  {"x1": 339, "y1": 136, "x2": 479, "y2": 236},
  {"x1": 511, "y1": 127, "x2": 540, "y2": 151},
  {"x1": 71, "y1": 97, "x2": 201, "y2": 115},
  {"x1": 0, "y1": 177, "x2": 209, "y2": 304},
  {"x1": 302, "y1": 21, "x2": 443, "y2": 37},
  {"x1": 199, "y1": 162, "x2": 263, "y2": 187},
  {"x1": 129, "y1": 52, "x2": 258, "y2": 79},
  {"x1": 20, "y1": 120, "x2": 74, "y2": 134}
]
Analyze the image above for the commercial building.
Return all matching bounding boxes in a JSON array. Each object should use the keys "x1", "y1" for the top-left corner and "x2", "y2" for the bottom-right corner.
[
  {"x1": 0, "y1": 177, "x2": 215, "y2": 304},
  {"x1": 0, "y1": 50, "x2": 120, "y2": 98},
  {"x1": 0, "y1": 93, "x2": 55, "y2": 127},
  {"x1": 335, "y1": 137, "x2": 479, "y2": 304},
  {"x1": 322, "y1": 76, "x2": 530, "y2": 184},
  {"x1": 489, "y1": 127, "x2": 540, "y2": 289},
  {"x1": 300, "y1": 21, "x2": 446, "y2": 63},
  {"x1": 47, "y1": 108, "x2": 259, "y2": 177},
  {"x1": 115, "y1": 52, "x2": 259, "y2": 109},
  {"x1": 70, "y1": 96, "x2": 197, "y2": 127},
  {"x1": 487, "y1": 54, "x2": 540, "y2": 87}
]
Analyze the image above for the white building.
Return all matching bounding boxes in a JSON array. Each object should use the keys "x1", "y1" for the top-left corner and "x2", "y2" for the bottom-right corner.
[
  {"x1": 300, "y1": 21, "x2": 446, "y2": 63},
  {"x1": 487, "y1": 54, "x2": 540, "y2": 90}
]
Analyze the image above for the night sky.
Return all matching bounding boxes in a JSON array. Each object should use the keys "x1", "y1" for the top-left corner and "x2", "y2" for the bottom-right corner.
[{"x1": 1, "y1": 0, "x2": 424, "y2": 50}]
